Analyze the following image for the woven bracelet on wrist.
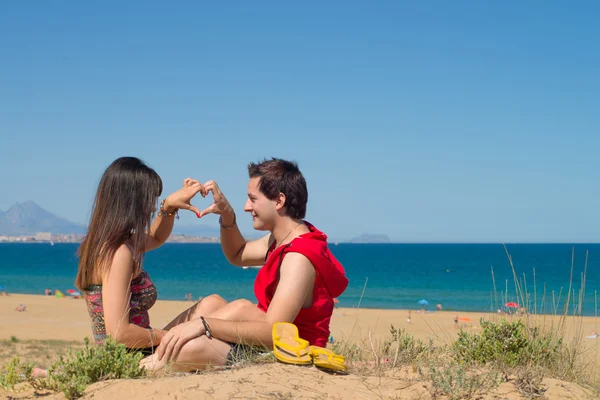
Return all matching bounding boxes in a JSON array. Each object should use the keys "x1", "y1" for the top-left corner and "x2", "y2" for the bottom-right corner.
[
  {"x1": 200, "y1": 316, "x2": 212, "y2": 339},
  {"x1": 219, "y1": 211, "x2": 236, "y2": 229}
]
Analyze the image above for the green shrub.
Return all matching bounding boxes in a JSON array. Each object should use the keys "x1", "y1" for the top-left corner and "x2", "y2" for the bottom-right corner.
[
  {"x1": 453, "y1": 319, "x2": 562, "y2": 368},
  {"x1": 46, "y1": 337, "x2": 146, "y2": 398},
  {"x1": 388, "y1": 325, "x2": 435, "y2": 363},
  {"x1": 429, "y1": 363, "x2": 500, "y2": 400},
  {"x1": 0, "y1": 357, "x2": 33, "y2": 391},
  {"x1": 0, "y1": 337, "x2": 148, "y2": 399}
]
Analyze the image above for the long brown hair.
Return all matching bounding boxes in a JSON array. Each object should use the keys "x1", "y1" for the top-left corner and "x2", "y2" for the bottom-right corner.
[{"x1": 75, "y1": 157, "x2": 162, "y2": 290}]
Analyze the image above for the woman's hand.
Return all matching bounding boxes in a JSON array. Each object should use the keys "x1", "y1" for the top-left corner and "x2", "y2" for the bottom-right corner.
[
  {"x1": 157, "y1": 320, "x2": 205, "y2": 362},
  {"x1": 164, "y1": 178, "x2": 204, "y2": 218},
  {"x1": 198, "y1": 180, "x2": 234, "y2": 218}
]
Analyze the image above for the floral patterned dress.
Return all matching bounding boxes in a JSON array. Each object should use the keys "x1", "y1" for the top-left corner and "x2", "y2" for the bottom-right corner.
[{"x1": 84, "y1": 270, "x2": 158, "y2": 345}]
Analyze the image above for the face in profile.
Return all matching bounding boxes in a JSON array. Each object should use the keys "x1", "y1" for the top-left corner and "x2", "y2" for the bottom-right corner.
[{"x1": 244, "y1": 177, "x2": 279, "y2": 231}]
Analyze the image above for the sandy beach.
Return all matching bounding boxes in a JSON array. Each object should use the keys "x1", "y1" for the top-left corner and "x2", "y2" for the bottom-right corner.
[
  {"x1": 1, "y1": 294, "x2": 599, "y2": 399},
  {"x1": 2, "y1": 294, "x2": 600, "y2": 346}
]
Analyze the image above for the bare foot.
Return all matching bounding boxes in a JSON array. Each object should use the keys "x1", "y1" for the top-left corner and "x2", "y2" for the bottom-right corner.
[
  {"x1": 140, "y1": 354, "x2": 165, "y2": 374},
  {"x1": 32, "y1": 367, "x2": 48, "y2": 378}
]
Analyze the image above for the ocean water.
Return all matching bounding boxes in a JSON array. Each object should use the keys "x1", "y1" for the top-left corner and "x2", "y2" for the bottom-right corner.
[{"x1": 0, "y1": 243, "x2": 598, "y2": 315}]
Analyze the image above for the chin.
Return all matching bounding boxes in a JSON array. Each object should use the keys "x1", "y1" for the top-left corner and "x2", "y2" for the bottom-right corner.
[{"x1": 253, "y1": 220, "x2": 268, "y2": 231}]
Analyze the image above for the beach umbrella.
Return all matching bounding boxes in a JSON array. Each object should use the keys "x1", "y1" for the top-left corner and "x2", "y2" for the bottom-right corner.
[
  {"x1": 66, "y1": 289, "x2": 78, "y2": 295},
  {"x1": 418, "y1": 299, "x2": 429, "y2": 306},
  {"x1": 505, "y1": 302, "x2": 520, "y2": 308},
  {"x1": 333, "y1": 298, "x2": 339, "y2": 304}
]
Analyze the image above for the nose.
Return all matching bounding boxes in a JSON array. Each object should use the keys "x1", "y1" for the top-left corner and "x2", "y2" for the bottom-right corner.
[{"x1": 243, "y1": 199, "x2": 252, "y2": 212}]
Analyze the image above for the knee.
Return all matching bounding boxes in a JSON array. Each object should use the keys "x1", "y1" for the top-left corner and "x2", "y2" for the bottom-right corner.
[
  {"x1": 231, "y1": 298, "x2": 254, "y2": 310},
  {"x1": 184, "y1": 337, "x2": 207, "y2": 353},
  {"x1": 201, "y1": 294, "x2": 227, "y2": 308}
]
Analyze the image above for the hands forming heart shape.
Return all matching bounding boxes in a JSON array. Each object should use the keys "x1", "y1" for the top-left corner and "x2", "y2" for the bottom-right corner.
[{"x1": 164, "y1": 179, "x2": 233, "y2": 219}]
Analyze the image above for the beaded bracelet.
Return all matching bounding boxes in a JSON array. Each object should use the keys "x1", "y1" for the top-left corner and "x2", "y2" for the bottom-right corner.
[{"x1": 157, "y1": 199, "x2": 179, "y2": 219}]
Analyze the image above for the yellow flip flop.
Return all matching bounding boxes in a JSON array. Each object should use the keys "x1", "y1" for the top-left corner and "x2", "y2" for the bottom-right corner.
[
  {"x1": 310, "y1": 346, "x2": 348, "y2": 372},
  {"x1": 272, "y1": 322, "x2": 312, "y2": 365}
]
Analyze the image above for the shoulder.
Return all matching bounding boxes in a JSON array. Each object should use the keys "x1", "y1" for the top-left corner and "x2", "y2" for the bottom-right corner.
[
  {"x1": 114, "y1": 244, "x2": 134, "y2": 261},
  {"x1": 280, "y1": 252, "x2": 315, "y2": 277},
  {"x1": 107, "y1": 245, "x2": 135, "y2": 273}
]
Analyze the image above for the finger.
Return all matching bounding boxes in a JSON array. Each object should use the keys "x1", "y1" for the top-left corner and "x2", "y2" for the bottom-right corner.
[
  {"x1": 164, "y1": 337, "x2": 177, "y2": 362},
  {"x1": 184, "y1": 204, "x2": 201, "y2": 218},
  {"x1": 157, "y1": 335, "x2": 171, "y2": 360},
  {"x1": 198, "y1": 204, "x2": 216, "y2": 218},
  {"x1": 202, "y1": 181, "x2": 219, "y2": 197},
  {"x1": 172, "y1": 338, "x2": 184, "y2": 362},
  {"x1": 189, "y1": 181, "x2": 203, "y2": 194}
]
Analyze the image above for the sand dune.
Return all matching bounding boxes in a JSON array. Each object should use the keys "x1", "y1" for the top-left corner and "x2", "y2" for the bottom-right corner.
[{"x1": 1, "y1": 294, "x2": 598, "y2": 399}]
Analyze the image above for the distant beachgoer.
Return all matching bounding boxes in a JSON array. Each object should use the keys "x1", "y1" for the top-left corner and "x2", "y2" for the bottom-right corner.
[
  {"x1": 15, "y1": 304, "x2": 26, "y2": 312},
  {"x1": 142, "y1": 158, "x2": 348, "y2": 372},
  {"x1": 453, "y1": 314, "x2": 459, "y2": 328},
  {"x1": 407, "y1": 310, "x2": 412, "y2": 324},
  {"x1": 44, "y1": 288, "x2": 52, "y2": 296},
  {"x1": 586, "y1": 331, "x2": 598, "y2": 339},
  {"x1": 437, "y1": 303, "x2": 442, "y2": 311},
  {"x1": 0, "y1": 290, "x2": 6, "y2": 296}
]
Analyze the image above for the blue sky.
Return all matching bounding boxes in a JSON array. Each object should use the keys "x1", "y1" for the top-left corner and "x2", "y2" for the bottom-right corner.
[{"x1": 1, "y1": 2, "x2": 599, "y2": 242}]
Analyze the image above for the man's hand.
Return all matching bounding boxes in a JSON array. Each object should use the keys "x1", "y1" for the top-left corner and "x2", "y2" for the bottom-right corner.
[
  {"x1": 157, "y1": 320, "x2": 205, "y2": 363},
  {"x1": 198, "y1": 180, "x2": 234, "y2": 219}
]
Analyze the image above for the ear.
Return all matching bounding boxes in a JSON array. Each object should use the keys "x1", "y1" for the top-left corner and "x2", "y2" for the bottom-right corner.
[{"x1": 274, "y1": 192, "x2": 286, "y2": 211}]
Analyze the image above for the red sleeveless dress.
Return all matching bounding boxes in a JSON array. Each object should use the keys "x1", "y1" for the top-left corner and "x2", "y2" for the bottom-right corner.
[{"x1": 254, "y1": 222, "x2": 348, "y2": 347}]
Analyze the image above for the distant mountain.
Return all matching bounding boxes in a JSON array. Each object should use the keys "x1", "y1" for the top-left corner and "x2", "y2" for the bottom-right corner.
[
  {"x1": 347, "y1": 234, "x2": 391, "y2": 244},
  {"x1": 0, "y1": 201, "x2": 86, "y2": 235}
]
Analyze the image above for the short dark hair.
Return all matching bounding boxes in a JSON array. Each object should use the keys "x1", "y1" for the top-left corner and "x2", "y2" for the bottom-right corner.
[{"x1": 248, "y1": 158, "x2": 308, "y2": 219}]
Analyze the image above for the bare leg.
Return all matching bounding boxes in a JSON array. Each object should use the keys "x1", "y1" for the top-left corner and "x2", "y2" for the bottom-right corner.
[
  {"x1": 163, "y1": 294, "x2": 228, "y2": 330},
  {"x1": 141, "y1": 299, "x2": 268, "y2": 373},
  {"x1": 206, "y1": 298, "x2": 266, "y2": 322},
  {"x1": 141, "y1": 335, "x2": 233, "y2": 372}
]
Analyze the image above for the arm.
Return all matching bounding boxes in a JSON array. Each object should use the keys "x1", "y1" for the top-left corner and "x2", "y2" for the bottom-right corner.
[
  {"x1": 145, "y1": 178, "x2": 204, "y2": 251},
  {"x1": 210, "y1": 253, "x2": 316, "y2": 345},
  {"x1": 144, "y1": 199, "x2": 176, "y2": 251},
  {"x1": 157, "y1": 253, "x2": 316, "y2": 360},
  {"x1": 199, "y1": 180, "x2": 273, "y2": 266},
  {"x1": 102, "y1": 245, "x2": 164, "y2": 348},
  {"x1": 221, "y1": 222, "x2": 272, "y2": 266}
]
